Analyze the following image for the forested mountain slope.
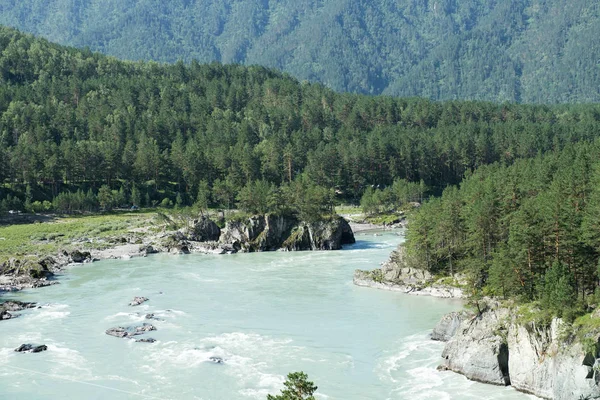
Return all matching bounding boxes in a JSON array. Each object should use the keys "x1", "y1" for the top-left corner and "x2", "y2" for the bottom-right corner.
[
  {"x1": 1, "y1": 26, "x2": 600, "y2": 214},
  {"x1": 402, "y1": 140, "x2": 600, "y2": 321},
  {"x1": 0, "y1": 0, "x2": 598, "y2": 103}
]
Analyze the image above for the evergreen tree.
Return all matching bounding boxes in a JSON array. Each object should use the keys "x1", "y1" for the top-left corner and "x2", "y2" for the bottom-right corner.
[{"x1": 266, "y1": 372, "x2": 317, "y2": 400}]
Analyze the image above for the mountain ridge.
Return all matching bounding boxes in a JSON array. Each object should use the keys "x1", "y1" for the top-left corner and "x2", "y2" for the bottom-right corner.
[{"x1": 0, "y1": 0, "x2": 598, "y2": 103}]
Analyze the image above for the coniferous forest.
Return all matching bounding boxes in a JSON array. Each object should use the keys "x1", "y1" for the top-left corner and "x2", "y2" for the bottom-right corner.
[
  {"x1": 2, "y1": 26, "x2": 600, "y2": 318},
  {"x1": 2, "y1": 26, "x2": 600, "y2": 212},
  {"x1": 395, "y1": 139, "x2": 600, "y2": 320},
  {"x1": 0, "y1": 0, "x2": 598, "y2": 103}
]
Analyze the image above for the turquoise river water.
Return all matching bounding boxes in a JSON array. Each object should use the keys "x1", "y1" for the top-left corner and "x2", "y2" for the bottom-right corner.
[{"x1": 0, "y1": 231, "x2": 535, "y2": 399}]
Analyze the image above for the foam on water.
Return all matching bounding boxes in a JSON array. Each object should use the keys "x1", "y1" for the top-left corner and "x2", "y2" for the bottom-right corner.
[
  {"x1": 105, "y1": 311, "x2": 147, "y2": 323},
  {"x1": 45, "y1": 344, "x2": 93, "y2": 379},
  {"x1": 27, "y1": 303, "x2": 70, "y2": 321},
  {"x1": 199, "y1": 332, "x2": 300, "y2": 393},
  {"x1": 0, "y1": 347, "x2": 15, "y2": 366},
  {"x1": 180, "y1": 272, "x2": 220, "y2": 283}
]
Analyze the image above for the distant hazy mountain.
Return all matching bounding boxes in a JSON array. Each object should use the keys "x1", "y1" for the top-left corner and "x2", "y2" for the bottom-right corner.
[{"x1": 0, "y1": 0, "x2": 598, "y2": 103}]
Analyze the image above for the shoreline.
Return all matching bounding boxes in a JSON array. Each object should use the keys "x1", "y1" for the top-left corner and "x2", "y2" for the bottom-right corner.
[
  {"x1": 353, "y1": 275, "x2": 465, "y2": 299},
  {"x1": 1, "y1": 215, "x2": 377, "y2": 294}
]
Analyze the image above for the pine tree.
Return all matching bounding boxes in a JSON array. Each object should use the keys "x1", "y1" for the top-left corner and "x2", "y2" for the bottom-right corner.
[{"x1": 266, "y1": 372, "x2": 317, "y2": 400}]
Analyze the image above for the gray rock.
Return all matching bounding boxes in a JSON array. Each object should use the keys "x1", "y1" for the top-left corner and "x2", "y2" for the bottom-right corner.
[
  {"x1": 282, "y1": 216, "x2": 356, "y2": 251},
  {"x1": 105, "y1": 327, "x2": 129, "y2": 338},
  {"x1": 69, "y1": 250, "x2": 91, "y2": 263},
  {"x1": 436, "y1": 307, "x2": 600, "y2": 399},
  {"x1": 0, "y1": 258, "x2": 56, "y2": 289},
  {"x1": 0, "y1": 273, "x2": 58, "y2": 292},
  {"x1": 139, "y1": 245, "x2": 158, "y2": 255},
  {"x1": 158, "y1": 232, "x2": 192, "y2": 254},
  {"x1": 440, "y1": 307, "x2": 511, "y2": 386},
  {"x1": 144, "y1": 313, "x2": 163, "y2": 321},
  {"x1": 220, "y1": 214, "x2": 296, "y2": 252},
  {"x1": 432, "y1": 311, "x2": 471, "y2": 341},
  {"x1": 105, "y1": 323, "x2": 157, "y2": 339},
  {"x1": 0, "y1": 310, "x2": 13, "y2": 320},
  {"x1": 1, "y1": 301, "x2": 37, "y2": 312},
  {"x1": 15, "y1": 344, "x2": 47, "y2": 353},
  {"x1": 218, "y1": 214, "x2": 354, "y2": 252},
  {"x1": 129, "y1": 296, "x2": 149, "y2": 306},
  {"x1": 209, "y1": 356, "x2": 224, "y2": 364},
  {"x1": 353, "y1": 244, "x2": 464, "y2": 298},
  {"x1": 190, "y1": 241, "x2": 237, "y2": 254},
  {"x1": 135, "y1": 338, "x2": 157, "y2": 343},
  {"x1": 0, "y1": 300, "x2": 38, "y2": 321},
  {"x1": 187, "y1": 217, "x2": 221, "y2": 242},
  {"x1": 507, "y1": 319, "x2": 600, "y2": 400}
]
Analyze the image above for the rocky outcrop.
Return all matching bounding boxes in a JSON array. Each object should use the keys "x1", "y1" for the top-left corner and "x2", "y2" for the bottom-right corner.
[
  {"x1": 0, "y1": 258, "x2": 58, "y2": 291},
  {"x1": 219, "y1": 214, "x2": 297, "y2": 252},
  {"x1": 353, "y1": 244, "x2": 464, "y2": 298},
  {"x1": 439, "y1": 306, "x2": 511, "y2": 385},
  {"x1": 135, "y1": 338, "x2": 157, "y2": 343},
  {"x1": 0, "y1": 300, "x2": 38, "y2": 320},
  {"x1": 436, "y1": 306, "x2": 600, "y2": 399},
  {"x1": 1, "y1": 214, "x2": 354, "y2": 293},
  {"x1": 282, "y1": 217, "x2": 356, "y2": 251},
  {"x1": 219, "y1": 214, "x2": 355, "y2": 252},
  {"x1": 106, "y1": 323, "x2": 156, "y2": 339},
  {"x1": 507, "y1": 320, "x2": 600, "y2": 399},
  {"x1": 432, "y1": 311, "x2": 471, "y2": 341},
  {"x1": 15, "y1": 344, "x2": 47, "y2": 353},
  {"x1": 186, "y1": 216, "x2": 221, "y2": 242},
  {"x1": 66, "y1": 250, "x2": 92, "y2": 263},
  {"x1": 129, "y1": 296, "x2": 149, "y2": 306},
  {"x1": 158, "y1": 231, "x2": 191, "y2": 254}
]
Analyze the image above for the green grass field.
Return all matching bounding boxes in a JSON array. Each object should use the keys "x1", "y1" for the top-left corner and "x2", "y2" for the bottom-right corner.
[{"x1": 0, "y1": 211, "x2": 156, "y2": 263}]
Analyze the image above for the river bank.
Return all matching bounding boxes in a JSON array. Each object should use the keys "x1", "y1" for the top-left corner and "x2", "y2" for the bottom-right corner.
[
  {"x1": 355, "y1": 239, "x2": 600, "y2": 399},
  {"x1": 353, "y1": 243, "x2": 465, "y2": 299},
  {"x1": 0, "y1": 211, "x2": 360, "y2": 293}
]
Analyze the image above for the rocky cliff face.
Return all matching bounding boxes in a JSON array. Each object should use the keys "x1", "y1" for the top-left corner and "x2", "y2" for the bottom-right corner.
[
  {"x1": 353, "y1": 244, "x2": 464, "y2": 298},
  {"x1": 219, "y1": 214, "x2": 355, "y2": 252},
  {"x1": 435, "y1": 306, "x2": 600, "y2": 399},
  {"x1": 185, "y1": 216, "x2": 221, "y2": 242}
]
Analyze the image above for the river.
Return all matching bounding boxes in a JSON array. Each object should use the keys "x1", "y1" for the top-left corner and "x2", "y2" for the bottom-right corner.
[{"x1": 0, "y1": 230, "x2": 535, "y2": 399}]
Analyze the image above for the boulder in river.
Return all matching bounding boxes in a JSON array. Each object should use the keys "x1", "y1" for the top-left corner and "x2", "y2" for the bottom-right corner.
[
  {"x1": 105, "y1": 323, "x2": 157, "y2": 339},
  {"x1": 129, "y1": 296, "x2": 149, "y2": 306},
  {"x1": 0, "y1": 301, "x2": 37, "y2": 321},
  {"x1": 208, "y1": 356, "x2": 224, "y2": 364},
  {"x1": 144, "y1": 313, "x2": 164, "y2": 321},
  {"x1": 135, "y1": 338, "x2": 157, "y2": 343},
  {"x1": 0, "y1": 310, "x2": 13, "y2": 320},
  {"x1": 15, "y1": 344, "x2": 48, "y2": 353}
]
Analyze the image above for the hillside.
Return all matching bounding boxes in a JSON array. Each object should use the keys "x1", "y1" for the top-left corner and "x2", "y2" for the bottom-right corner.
[
  {"x1": 0, "y1": 0, "x2": 598, "y2": 103},
  {"x1": 2, "y1": 26, "x2": 600, "y2": 215}
]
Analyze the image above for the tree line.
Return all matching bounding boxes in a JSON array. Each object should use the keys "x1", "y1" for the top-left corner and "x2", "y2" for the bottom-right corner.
[
  {"x1": 401, "y1": 140, "x2": 600, "y2": 320},
  {"x1": 1, "y1": 27, "x2": 600, "y2": 221}
]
